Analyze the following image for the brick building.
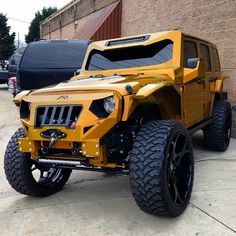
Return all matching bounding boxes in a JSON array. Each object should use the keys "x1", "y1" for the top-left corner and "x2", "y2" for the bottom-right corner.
[{"x1": 40, "y1": 0, "x2": 236, "y2": 99}]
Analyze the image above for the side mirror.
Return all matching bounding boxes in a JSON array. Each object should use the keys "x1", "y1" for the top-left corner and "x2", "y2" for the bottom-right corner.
[
  {"x1": 76, "y1": 69, "x2": 81, "y2": 75},
  {"x1": 186, "y1": 58, "x2": 201, "y2": 69},
  {"x1": 187, "y1": 58, "x2": 205, "y2": 79}
]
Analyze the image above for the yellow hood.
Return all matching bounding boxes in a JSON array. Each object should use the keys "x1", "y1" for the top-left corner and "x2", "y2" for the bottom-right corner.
[{"x1": 30, "y1": 74, "x2": 172, "y2": 97}]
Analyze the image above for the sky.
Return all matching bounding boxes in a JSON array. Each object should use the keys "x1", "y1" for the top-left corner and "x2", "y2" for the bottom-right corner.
[{"x1": 0, "y1": 0, "x2": 70, "y2": 42}]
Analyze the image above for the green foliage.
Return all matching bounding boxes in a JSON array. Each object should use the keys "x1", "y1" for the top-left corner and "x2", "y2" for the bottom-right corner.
[
  {"x1": 0, "y1": 13, "x2": 16, "y2": 60},
  {"x1": 25, "y1": 7, "x2": 57, "y2": 43}
]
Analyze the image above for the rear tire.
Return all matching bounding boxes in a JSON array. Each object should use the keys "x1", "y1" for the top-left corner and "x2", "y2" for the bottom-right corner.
[
  {"x1": 203, "y1": 101, "x2": 231, "y2": 151},
  {"x1": 130, "y1": 120, "x2": 194, "y2": 217},
  {"x1": 4, "y1": 128, "x2": 72, "y2": 197}
]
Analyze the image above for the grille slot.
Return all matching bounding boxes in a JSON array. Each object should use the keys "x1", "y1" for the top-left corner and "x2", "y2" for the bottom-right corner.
[{"x1": 35, "y1": 105, "x2": 82, "y2": 128}]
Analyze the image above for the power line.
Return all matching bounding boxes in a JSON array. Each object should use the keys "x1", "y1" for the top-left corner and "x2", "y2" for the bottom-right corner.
[{"x1": 8, "y1": 17, "x2": 30, "y2": 24}]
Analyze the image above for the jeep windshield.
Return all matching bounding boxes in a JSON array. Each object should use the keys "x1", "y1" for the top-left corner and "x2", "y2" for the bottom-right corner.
[{"x1": 86, "y1": 39, "x2": 173, "y2": 71}]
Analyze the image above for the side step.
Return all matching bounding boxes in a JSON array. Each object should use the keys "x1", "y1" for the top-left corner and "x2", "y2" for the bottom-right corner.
[{"x1": 188, "y1": 118, "x2": 212, "y2": 135}]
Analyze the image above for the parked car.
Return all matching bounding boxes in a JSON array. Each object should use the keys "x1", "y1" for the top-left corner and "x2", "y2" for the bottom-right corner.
[
  {"x1": 0, "y1": 69, "x2": 8, "y2": 84},
  {"x1": 6, "y1": 31, "x2": 231, "y2": 217},
  {"x1": 16, "y1": 40, "x2": 90, "y2": 94},
  {"x1": 8, "y1": 53, "x2": 23, "y2": 78}
]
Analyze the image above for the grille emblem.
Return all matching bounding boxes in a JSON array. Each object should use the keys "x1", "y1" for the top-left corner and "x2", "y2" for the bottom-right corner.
[{"x1": 57, "y1": 95, "x2": 68, "y2": 100}]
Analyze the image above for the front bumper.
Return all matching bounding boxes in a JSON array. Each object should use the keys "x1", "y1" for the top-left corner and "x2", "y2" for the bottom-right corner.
[{"x1": 19, "y1": 91, "x2": 122, "y2": 167}]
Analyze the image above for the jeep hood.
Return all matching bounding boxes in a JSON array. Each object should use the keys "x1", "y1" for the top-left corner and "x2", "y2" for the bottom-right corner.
[{"x1": 29, "y1": 74, "x2": 172, "y2": 97}]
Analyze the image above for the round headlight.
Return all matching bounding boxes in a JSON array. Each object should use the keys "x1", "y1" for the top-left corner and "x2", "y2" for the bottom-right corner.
[{"x1": 103, "y1": 96, "x2": 115, "y2": 114}]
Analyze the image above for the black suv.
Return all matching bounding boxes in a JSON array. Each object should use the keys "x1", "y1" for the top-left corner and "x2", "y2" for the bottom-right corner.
[{"x1": 16, "y1": 40, "x2": 89, "y2": 93}]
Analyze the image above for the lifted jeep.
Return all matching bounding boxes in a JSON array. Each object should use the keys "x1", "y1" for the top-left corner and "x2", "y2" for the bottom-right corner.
[{"x1": 5, "y1": 31, "x2": 231, "y2": 217}]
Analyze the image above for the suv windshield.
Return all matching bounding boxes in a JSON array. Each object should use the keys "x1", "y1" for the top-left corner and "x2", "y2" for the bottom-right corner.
[
  {"x1": 86, "y1": 39, "x2": 173, "y2": 71},
  {"x1": 21, "y1": 41, "x2": 88, "y2": 69}
]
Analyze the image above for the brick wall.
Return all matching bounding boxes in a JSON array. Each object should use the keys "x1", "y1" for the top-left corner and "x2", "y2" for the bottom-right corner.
[
  {"x1": 121, "y1": 0, "x2": 236, "y2": 99},
  {"x1": 41, "y1": 0, "x2": 118, "y2": 40}
]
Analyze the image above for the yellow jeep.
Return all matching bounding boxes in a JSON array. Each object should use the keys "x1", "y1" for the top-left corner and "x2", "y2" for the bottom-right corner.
[{"x1": 4, "y1": 31, "x2": 231, "y2": 217}]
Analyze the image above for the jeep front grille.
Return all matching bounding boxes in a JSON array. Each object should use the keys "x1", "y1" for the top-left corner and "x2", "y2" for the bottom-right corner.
[{"x1": 35, "y1": 105, "x2": 82, "y2": 128}]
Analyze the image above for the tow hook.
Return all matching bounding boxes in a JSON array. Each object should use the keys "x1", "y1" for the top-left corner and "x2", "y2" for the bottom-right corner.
[
  {"x1": 40, "y1": 129, "x2": 66, "y2": 148},
  {"x1": 49, "y1": 133, "x2": 60, "y2": 148}
]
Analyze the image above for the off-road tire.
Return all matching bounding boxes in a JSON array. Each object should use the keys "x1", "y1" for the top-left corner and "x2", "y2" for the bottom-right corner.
[
  {"x1": 203, "y1": 101, "x2": 231, "y2": 152},
  {"x1": 4, "y1": 128, "x2": 72, "y2": 197},
  {"x1": 130, "y1": 120, "x2": 194, "y2": 217}
]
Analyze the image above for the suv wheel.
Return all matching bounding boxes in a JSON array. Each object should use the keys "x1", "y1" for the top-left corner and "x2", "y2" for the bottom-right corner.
[
  {"x1": 130, "y1": 120, "x2": 194, "y2": 217},
  {"x1": 4, "y1": 128, "x2": 72, "y2": 197},
  {"x1": 203, "y1": 101, "x2": 231, "y2": 151}
]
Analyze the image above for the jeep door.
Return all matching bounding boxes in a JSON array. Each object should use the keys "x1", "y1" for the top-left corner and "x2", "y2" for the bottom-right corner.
[
  {"x1": 182, "y1": 39, "x2": 206, "y2": 127},
  {"x1": 199, "y1": 43, "x2": 215, "y2": 119}
]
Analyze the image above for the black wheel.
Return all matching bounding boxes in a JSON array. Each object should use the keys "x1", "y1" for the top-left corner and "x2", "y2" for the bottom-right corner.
[
  {"x1": 203, "y1": 100, "x2": 231, "y2": 151},
  {"x1": 4, "y1": 128, "x2": 72, "y2": 197},
  {"x1": 130, "y1": 120, "x2": 194, "y2": 217}
]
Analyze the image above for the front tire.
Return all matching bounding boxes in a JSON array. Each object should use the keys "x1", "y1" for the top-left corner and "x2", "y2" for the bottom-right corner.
[
  {"x1": 130, "y1": 120, "x2": 194, "y2": 217},
  {"x1": 203, "y1": 101, "x2": 231, "y2": 152},
  {"x1": 4, "y1": 128, "x2": 72, "y2": 197}
]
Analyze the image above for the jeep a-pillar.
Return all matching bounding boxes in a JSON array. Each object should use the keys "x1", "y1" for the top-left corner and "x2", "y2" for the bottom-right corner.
[{"x1": 5, "y1": 31, "x2": 231, "y2": 217}]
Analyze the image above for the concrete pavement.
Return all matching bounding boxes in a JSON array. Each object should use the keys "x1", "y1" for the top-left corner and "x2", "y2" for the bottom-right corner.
[{"x1": 0, "y1": 85, "x2": 235, "y2": 236}]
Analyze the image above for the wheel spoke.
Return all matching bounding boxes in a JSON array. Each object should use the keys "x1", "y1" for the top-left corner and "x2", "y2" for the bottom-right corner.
[
  {"x1": 38, "y1": 170, "x2": 47, "y2": 184},
  {"x1": 175, "y1": 134, "x2": 187, "y2": 152},
  {"x1": 174, "y1": 150, "x2": 191, "y2": 167},
  {"x1": 31, "y1": 165, "x2": 37, "y2": 172},
  {"x1": 170, "y1": 174, "x2": 184, "y2": 204},
  {"x1": 169, "y1": 141, "x2": 176, "y2": 157}
]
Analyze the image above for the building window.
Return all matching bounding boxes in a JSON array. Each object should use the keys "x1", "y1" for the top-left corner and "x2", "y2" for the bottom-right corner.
[{"x1": 200, "y1": 44, "x2": 211, "y2": 71}]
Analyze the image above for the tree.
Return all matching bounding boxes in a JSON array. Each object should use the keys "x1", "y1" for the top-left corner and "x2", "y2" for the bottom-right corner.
[
  {"x1": 0, "y1": 13, "x2": 16, "y2": 66},
  {"x1": 25, "y1": 7, "x2": 57, "y2": 43}
]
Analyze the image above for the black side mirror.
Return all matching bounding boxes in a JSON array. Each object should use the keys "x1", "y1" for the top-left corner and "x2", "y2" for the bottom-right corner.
[
  {"x1": 76, "y1": 69, "x2": 81, "y2": 75},
  {"x1": 186, "y1": 58, "x2": 201, "y2": 69}
]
